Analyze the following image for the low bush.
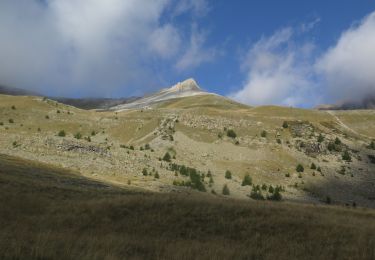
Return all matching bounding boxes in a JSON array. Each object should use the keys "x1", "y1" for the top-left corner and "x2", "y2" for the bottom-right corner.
[
  {"x1": 310, "y1": 163, "x2": 317, "y2": 170},
  {"x1": 58, "y1": 130, "x2": 66, "y2": 137},
  {"x1": 74, "y1": 132, "x2": 82, "y2": 139},
  {"x1": 163, "y1": 152, "x2": 171, "y2": 162},
  {"x1": 267, "y1": 189, "x2": 282, "y2": 201},
  {"x1": 282, "y1": 121, "x2": 288, "y2": 128},
  {"x1": 241, "y1": 174, "x2": 252, "y2": 186},
  {"x1": 222, "y1": 184, "x2": 230, "y2": 195},
  {"x1": 250, "y1": 189, "x2": 264, "y2": 200},
  {"x1": 227, "y1": 129, "x2": 237, "y2": 139},
  {"x1": 261, "y1": 130, "x2": 267, "y2": 138},
  {"x1": 225, "y1": 170, "x2": 232, "y2": 179},
  {"x1": 342, "y1": 151, "x2": 351, "y2": 162},
  {"x1": 296, "y1": 164, "x2": 304, "y2": 172}
]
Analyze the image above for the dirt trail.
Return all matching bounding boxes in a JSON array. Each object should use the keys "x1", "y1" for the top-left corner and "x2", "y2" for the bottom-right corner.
[{"x1": 327, "y1": 110, "x2": 369, "y2": 139}]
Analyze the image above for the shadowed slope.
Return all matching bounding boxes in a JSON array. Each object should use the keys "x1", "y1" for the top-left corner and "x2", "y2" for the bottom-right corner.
[{"x1": 1, "y1": 154, "x2": 374, "y2": 260}]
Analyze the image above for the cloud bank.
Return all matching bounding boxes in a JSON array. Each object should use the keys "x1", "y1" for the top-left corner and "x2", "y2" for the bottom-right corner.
[
  {"x1": 230, "y1": 28, "x2": 317, "y2": 107},
  {"x1": 0, "y1": 0, "x2": 214, "y2": 97},
  {"x1": 317, "y1": 12, "x2": 375, "y2": 103},
  {"x1": 232, "y1": 11, "x2": 375, "y2": 107}
]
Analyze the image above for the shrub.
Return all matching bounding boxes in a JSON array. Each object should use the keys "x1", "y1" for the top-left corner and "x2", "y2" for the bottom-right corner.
[
  {"x1": 12, "y1": 141, "x2": 18, "y2": 147},
  {"x1": 227, "y1": 129, "x2": 237, "y2": 139},
  {"x1": 282, "y1": 121, "x2": 288, "y2": 128},
  {"x1": 169, "y1": 163, "x2": 206, "y2": 192},
  {"x1": 58, "y1": 130, "x2": 66, "y2": 137},
  {"x1": 296, "y1": 164, "x2": 304, "y2": 172},
  {"x1": 218, "y1": 132, "x2": 223, "y2": 139},
  {"x1": 91, "y1": 131, "x2": 96, "y2": 136},
  {"x1": 130, "y1": 145, "x2": 134, "y2": 150},
  {"x1": 368, "y1": 141, "x2": 375, "y2": 150},
  {"x1": 37, "y1": 127, "x2": 41, "y2": 132},
  {"x1": 241, "y1": 174, "x2": 252, "y2": 186},
  {"x1": 211, "y1": 189, "x2": 217, "y2": 195},
  {"x1": 57, "y1": 110, "x2": 60, "y2": 114},
  {"x1": 368, "y1": 155, "x2": 375, "y2": 164},
  {"x1": 276, "y1": 138, "x2": 281, "y2": 144},
  {"x1": 11, "y1": 105, "x2": 16, "y2": 110},
  {"x1": 8, "y1": 119, "x2": 14, "y2": 124},
  {"x1": 261, "y1": 130, "x2": 267, "y2": 138},
  {"x1": 325, "y1": 196, "x2": 331, "y2": 204},
  {"x1": 285, "y1": 173, "x2": 290, "y2": 177},
  {"x1": 85, "y1": 136, "x2": 91, "y2": 142},
  {"x1": 0, "y1": 122, "x2": 3, "y2": 126},
  {"x1": 317, "y1": 134, "x2": 324, "y2": 143},
  {"x1": 190, "y1": 171, "x2": 206, "y2": 192},
  {"x1": 222, "y1": 184, "x2": 230, "y2": 195},
  {"x1": 267, "y1": 189, "x2": 282, "y2": 201},
  {"x1": 342, "y1": 151, "x2": 351, "y2": 162},
  {"x1": 310, "y1": 163, "x2": 316, "y2": 170},
  {"x1": 268, "y1": 185, "x2": 274, "y2": 193},
  {"x1": 209, "y1": 176, "x2": 214, "y2": 185},
  {"x1": 145, "y1": 144, "x2": 151, "y2": 150},
  {"x1": 250, "y1": 189, "x2": 264, "y2": 200},
  {"x1": 142, "y1": 168, "x2": 148, "y2": 176},
  {"x1": 317, "y1": 167, "x2": 322, "y2": 172},
  {"x1": 163, "y1": 152, "x2": 171, "y2": 162},
  {"x1": 335, "y1": 137, "x2": 341, "y2": 145},
  {"x1": 74, "y1": 132, "x2": 82, "y2": 139},
  {"x1": 45, "y1": 115, "x2": 49, "y2": 119},
  {"x1": 261, "y1": 184, "x2": 267, "y2": 190},
  {"x1": 225, "y1": 170, "x2": 232, "y2": 179},
  {"x1": 327, "y1": 142, "x2": 335, "y2": 152},
  {"x1": 338, "y1": 166, "x2": 346, "y2": 175},
  {"x1": 154, "y1": 172, "x2": 160, "y2": 179}
]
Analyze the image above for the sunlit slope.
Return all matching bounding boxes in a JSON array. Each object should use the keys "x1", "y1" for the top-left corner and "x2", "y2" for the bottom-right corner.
[
  {"x1": 155, "y1": 94, "x2": 250, "y2": 110},
  {"x1": 0, "y1": 93, "x2": 374, "y2": 208}
]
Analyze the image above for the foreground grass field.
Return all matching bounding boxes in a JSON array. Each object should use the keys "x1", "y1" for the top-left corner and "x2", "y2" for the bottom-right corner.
[{"x1": 0, "y1": 154, "x2": 375, "y2": 260}]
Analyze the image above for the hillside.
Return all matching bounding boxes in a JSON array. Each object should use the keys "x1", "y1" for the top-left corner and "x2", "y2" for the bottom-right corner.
[
  {"x1": 1, "y1": 154, "x2": 374, "y2": 259},
  {"x1": 0, "y1": 91, "x2": 374, "y2": 208}
]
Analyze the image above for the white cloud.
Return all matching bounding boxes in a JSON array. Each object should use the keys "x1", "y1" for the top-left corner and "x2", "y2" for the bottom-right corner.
[
  {"x1": 173, "y1": 0, "x2": 209, "y2": 17},
  {"x1": 148, "y1": 24, "x2": 181, "y2": 58},
  {"x1": 317, "y1": 11, "x2": 375, "y2": 103},
  {"x1": 230, "y1": 28, "x2": 317, "y2": 107},
  {"x1": 175, "y1": 26, "x2": 217, "y2": 71},
  {"x1": 0, "y1": 0, "x2": 211, "y2": 97},
  {"x1": 300, "y1": 17, "x2": 321, "y2": 33}
]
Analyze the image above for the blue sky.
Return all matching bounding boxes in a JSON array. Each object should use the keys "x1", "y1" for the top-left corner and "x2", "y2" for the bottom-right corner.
[{"x1": 0, "y1": 0, "x2": 375, "y2": 107}]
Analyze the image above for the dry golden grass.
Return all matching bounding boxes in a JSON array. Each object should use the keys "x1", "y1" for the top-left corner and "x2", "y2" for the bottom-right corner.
[{"x1": 1, "y1": 154, "x2": 374, "y2": 260}]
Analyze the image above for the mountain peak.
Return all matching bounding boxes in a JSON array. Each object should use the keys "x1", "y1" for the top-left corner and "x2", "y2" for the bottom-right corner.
[{"x1": 169, "y1": 78, "x2": 201, "y2": 92}]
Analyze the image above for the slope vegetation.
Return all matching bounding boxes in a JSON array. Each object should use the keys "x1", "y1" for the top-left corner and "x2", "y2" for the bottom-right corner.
[{"x1": 1, "y1": 154, "x2": 374, "y2": 260}]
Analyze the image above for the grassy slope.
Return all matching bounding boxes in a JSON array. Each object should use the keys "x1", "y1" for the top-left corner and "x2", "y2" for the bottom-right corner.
[{"x1": 1, "y1": 154, "x2": 375, "y2": 260}]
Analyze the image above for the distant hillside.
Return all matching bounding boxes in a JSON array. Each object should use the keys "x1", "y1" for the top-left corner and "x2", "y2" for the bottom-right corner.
[
  {"x1": 0, "y1": 85, "x2": 40, "y2": 96},
  {"x1": 50, "y1": 97, "x2": 140, "y2": 110},
  {"x1": 0, "y1": 85, "x2": 139, "y2": 110},
  {"x1": 317, "y1": 95, "x2": 375, "y2": 110}
]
